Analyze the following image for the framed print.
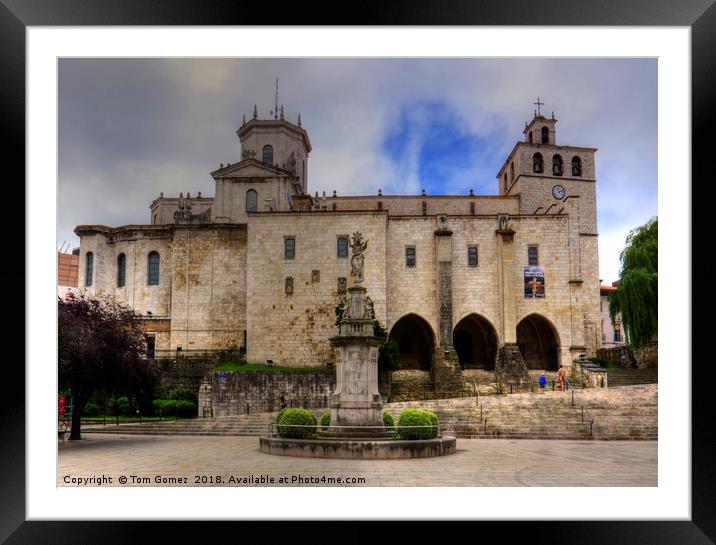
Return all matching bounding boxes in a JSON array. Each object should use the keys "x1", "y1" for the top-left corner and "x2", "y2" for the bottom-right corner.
[{"x1": 3, "y1": 0, "x2": 714, "y2": 542}]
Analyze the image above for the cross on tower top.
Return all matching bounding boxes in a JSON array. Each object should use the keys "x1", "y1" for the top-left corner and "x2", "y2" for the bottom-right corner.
[{"x1": 533, "y1": 97, "x2": 544, "y2": 116}]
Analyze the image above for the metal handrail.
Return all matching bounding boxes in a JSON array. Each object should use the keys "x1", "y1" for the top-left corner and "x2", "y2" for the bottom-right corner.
[{"x1": 563, "y1": 376, "x2": 594, "y2": 436}]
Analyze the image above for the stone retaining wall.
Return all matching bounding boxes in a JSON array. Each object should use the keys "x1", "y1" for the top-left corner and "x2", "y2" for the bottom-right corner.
[
  {"x1": 597, "y1": 340, "x2": 658, "y2": 369},
  {"x1": 199, "y1": 370, "x2": 335, "y2": 417}
]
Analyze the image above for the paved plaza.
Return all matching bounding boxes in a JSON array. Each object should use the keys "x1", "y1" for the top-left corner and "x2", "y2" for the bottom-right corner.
[{"x1": 58, "y1": 434, "x2": 657, "y2": 487}]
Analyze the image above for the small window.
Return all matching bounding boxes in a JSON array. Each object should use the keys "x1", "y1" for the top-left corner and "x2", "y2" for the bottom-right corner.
[
  {"x1": 284, "y1": 237, "x2": 295, "y2": 259},
  {"x1": 145, "y1": 335, "x2": 156, "y2": 359},
  {"x1": 614, "y1": 329, "x2": 621, "y2": 342},
  {"x1": 285, "y1": 276, "x2": 293, "y2": 295},
  {"x1": 572, "y1": 156, "x2": 582, "y2": 176},
  {"x1": 85, "y1": 252, "x2": 93, "y2": 287},
  {"x1": 541, "y1": 126, "x2": 549, "y2": 144},
  {"x1": 377, "y1": 201, "x2": 383, "y2": 210},
  {"x1": 337, "y1": 236, "x2": 349, "y2": 258},
  {"x1": 117, "y1": 253, "x2": 126, "y2": 288},
  {"x1": 421, "y1": 201, "x2": 427, "y2": 215},
  {"x1": 529, "y1": 131, "x2": 533, "y2": 143},
  {"x1": 262, "y1": 145, "x2": 273, "y2": 165},
  {"x1": 405, "y1": 246, "x2": 416, "y2": 267},
  {"x1": 528, "y1": 245, "x2": 539, "y2": 266},
  {"x1": 533, "y1": 152, "x2": 544, "y2": 173},
  {"x1": 470, "y1": 202, "x2": 475, "y2": 215},
  {"x1": 552, "y1": 154, "x2": 563, "y2": 176},
  {"x1": 503, "y1": 173, "x2": 508, "y2": 192},
  {"x1": 510, "y1": 162, "x2": 515, "y2": 182},
  {"x1": 311, "y1": 270, "x2": 320, "y2": 283},
  {"x1": 337, "y1": 277, "x2": 347, "y2": 295},
  {"x1": 468, "y1": 246, "x2": 478, "y2": 267},
  {"x1": 246, "y1": 189, "x2": 258, "y2": 212},
  {"x1": 147, "y1": 252, "x2": 160, "y2": 285}
]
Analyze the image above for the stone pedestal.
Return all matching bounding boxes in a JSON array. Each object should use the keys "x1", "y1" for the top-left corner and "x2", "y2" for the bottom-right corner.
[
  {"x1": 324, "y1": 284, "x2": 388, "y2": 438},
  {"x1": 495, "y1": 343, "x2": 530, "y2": 392}
]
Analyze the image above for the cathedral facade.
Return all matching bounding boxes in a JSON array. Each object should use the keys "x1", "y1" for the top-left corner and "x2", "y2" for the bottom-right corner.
[{"x1": 75, "y1": 105, "x2": 600, "y2": 372}]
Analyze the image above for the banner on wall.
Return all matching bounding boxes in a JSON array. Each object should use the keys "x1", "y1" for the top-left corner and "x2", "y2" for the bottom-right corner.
[{"x1": 524, "y1": 266, "x2": 545, "y2": 298}]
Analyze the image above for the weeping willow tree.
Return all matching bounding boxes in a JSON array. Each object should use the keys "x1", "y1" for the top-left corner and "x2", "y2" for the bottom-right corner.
[{"x1": 608, "y1": 217, "x2": 658, "y2": 347}]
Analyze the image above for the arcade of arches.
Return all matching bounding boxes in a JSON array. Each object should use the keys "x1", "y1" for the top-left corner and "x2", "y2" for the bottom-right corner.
[
  {"x1": 452, "y1": 314, "x2": 498, "y2": 370},
  {"x1": 389, "y1": 313, "x2": 560, "y2": 372},
  {"x1": 516, "y1": 314, "x2": 560, "y2": 371}
]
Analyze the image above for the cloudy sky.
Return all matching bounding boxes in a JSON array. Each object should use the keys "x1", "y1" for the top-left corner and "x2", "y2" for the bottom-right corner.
[{"x1": 58, "y1": 58, "x2": 657, "y2": 284}]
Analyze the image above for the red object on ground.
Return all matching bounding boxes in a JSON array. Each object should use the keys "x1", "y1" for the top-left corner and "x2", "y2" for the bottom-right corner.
[{"x1": 58, "y1": 396, "x2": 65, "y2": 417}]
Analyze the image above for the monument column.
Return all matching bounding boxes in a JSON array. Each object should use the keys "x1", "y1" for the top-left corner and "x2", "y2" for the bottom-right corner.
[{"x1": 495, "y1": 215, "x2": 530, "y2": 391}]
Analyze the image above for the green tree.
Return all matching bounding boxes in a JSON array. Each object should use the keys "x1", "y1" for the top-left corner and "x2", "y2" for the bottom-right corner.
[
  {"x1": 608, "y1": 217, "x2": 658, "y2": 347},
  {"x1": 58, "y1": 293, "x2": 160, "y2": 439}
]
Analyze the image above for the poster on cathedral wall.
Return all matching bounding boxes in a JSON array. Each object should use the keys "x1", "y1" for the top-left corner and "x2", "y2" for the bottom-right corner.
[{"x1": 524, "y1": 267, "x2": 545, "y2": 298}]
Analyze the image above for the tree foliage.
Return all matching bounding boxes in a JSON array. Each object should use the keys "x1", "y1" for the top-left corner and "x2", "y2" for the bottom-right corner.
[
  {"x1": 58, "y1": 293, "x2": 159, "y2": 439},
  {"x1": 608, "y1": 217, "x2": 658, "y2": 348}
]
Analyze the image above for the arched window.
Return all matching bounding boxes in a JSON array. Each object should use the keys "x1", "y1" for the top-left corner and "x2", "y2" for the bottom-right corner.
[
  {"x1": 503, "y1": 173, "x2": 507, "y2": 192},
  {"x1": 117, "y1": 253, "x2": 126, "y2": 288},
  {"x1": 541, "y1": 126, "x2": 549, "y2": 144},
  {"x1": 529, "y1": 131, "x2": 533, "y2": 143},
  {"x1": 572, "y1": 156, "x2": 582, "y2": 176},
  {"x1": 246, "y1": 189, "x2": 258, "y2": 212},
  {"x1": 552, "y1": 155, "x2": 563, "y2": 176},
  {"x1": 147, "y1": 252, "x2": 160, "y2": 285},
  {"x1": 533, "y1": 153, "x2": 544, "y2": 173},
  {"x1": 262, "y1": 145, "x2": 273, "y2": 165},
  {"x1": 85, "y1": 252, "x2": 93, "y2": 287},
  {"x1": 510, "y1": 162, "x2": 514, "y2": 182}
]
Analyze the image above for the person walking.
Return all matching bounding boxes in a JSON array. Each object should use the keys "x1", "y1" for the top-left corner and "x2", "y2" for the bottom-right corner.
[
  {"x1": 539, "y1": 371, "x2": 547, "y2": 392},
  {"x1": 557, "y1": 365, "x2": 566, "y2": 391},
  {"x1": 279, "y1": 392, "x2": 288, "y2": 410}
]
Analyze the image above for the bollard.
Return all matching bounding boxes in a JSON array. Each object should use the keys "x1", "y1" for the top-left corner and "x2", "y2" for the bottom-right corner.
[
  {"x1": 571, "y1": 390, "x2": 574, "y2": 406},
  {"x1": 246, "y1": 402, "x2": 250, "y2": 415},
  {"x1": 510, "y1": 384, "x2": 513, "y2": 395},
  {"x1": 116, "y1": 414, "x2": 119, "y2": 426}
]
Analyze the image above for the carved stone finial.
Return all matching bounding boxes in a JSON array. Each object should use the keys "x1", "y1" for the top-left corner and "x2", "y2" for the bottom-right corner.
[
  {"x1": 280, "y1": 105, "x2": 285, "y2": 120},
  {"x1": 297, "y1": 113, "x2": 302, "y2": 126},
  {"x1": 198, "y1": 192, "x2": 202, "y2": 198},
  {"x1": 160, "y1": 192, "x2": 164, "y2": 198},
  {"x1": 220, "y1": 163, "x2": 224, "y2": 168},
  {"x1": 378, "y1": 189, "x2": 382, "y2": 196},
  {"x1": 253, "y1": 104, "x2": 258, "y2": 119},
  {"x1": 242, "y1": 113, "x2": 246, "y2": 125},
  {"x1": 333, "y1": 190, "x2": 337, "y2": 197},
  {"x1": 469, "y1": 188, "x2": 474, "y2": 196},
  {"x1": 421, "y1": 188, "x2": 426, "y2": 196}
]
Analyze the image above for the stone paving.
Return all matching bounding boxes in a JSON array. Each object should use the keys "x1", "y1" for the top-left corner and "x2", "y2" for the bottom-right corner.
[{"x1": 58, "y1": 434, "x2": 657, "y2": 487}]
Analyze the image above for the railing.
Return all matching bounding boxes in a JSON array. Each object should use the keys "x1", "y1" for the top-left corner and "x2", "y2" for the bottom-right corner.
[{"x1": 563, "y1": 376, "x2": 594, "y2": 436}]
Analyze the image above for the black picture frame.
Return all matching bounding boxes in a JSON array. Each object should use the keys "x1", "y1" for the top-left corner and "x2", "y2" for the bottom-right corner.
[{"x1": 3, "y1": 0, "x2": 712, "y2": 542}]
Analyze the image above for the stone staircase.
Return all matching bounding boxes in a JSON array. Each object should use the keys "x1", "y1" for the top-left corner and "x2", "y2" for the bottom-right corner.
[
  {"x1": 605, "y1": 368, "x2": 658, "y2": 387},
  {"x1": 85, "y1": 385, "x2": 657, "y2": 441},
  {"x1": 385, "y1": 384, "x2": 657, "y2": 440}
]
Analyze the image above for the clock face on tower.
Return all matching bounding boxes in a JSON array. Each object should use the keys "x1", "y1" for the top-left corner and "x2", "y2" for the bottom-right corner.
[{"x1": 552, "y1": 184, "x2": 566, "y2": 199}]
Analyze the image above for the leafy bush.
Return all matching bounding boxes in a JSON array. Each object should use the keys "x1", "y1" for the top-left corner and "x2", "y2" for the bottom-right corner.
[
  {"x1": 277, "y1": 408, "x2": 317, "y2": 439},
  {"x1": 153, "y1": 399, "x2": 176, "y2": 416},
  {"x1": 83, "y1": 401, "x2": 102, "y2": 416},
  {"x1": 587, "y1": 357, "x2": 610, "y2": 368},
  {"x1": 396, "y1": 409, "x2": 438, "y2": 440},
  {"x1": 383, "y1": 411, "x2": 394, "y2": 429},
  {"x1": 114, "y1": 396, "x2": 138, "y2": 416},
  {"x1": 174, "y1": 400, "x2": 196, "y2": 418},
  {"x1": 277, "y1": 408, "x2": 287, "y2": 424},
  {"x1": 169, "y1": 387, "x2": 197, "y2": 404},
  {"x1": 320, "y1": 411, "x2": 330, "y2": 430}
]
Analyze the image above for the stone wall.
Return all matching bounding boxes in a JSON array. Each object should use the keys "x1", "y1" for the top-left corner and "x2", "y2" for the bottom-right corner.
[
  {"x1": 198, "y1": 370, "x2": 335, "y2": 416},
  {"x1": 597, "y1": 340, "x2": 658, "y2": 369}
]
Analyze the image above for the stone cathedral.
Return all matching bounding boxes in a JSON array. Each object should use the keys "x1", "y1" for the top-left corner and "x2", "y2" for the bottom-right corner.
[{"x1": 75, "y1": 102, "x2": 600, "y2": 381}]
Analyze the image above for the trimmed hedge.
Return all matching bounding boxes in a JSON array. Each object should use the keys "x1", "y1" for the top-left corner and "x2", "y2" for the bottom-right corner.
[
  {"x1": 152, "y1": 399, "x2": 197, "y2": 418},
  {"x1": 276, "y1": 408, "x2": 287, "y2": 424},
  {"x1": 277, "y1": 408, "x2": 317, "y2": 439},
  {"x1": 396, "y1": 409, "x2": 438, "y2": 440},
  {"x1": 320, "y1": 411, "x2": 330, "y2": 430},
  {"x1": 383, "y1": 411, "x2": 394, "y2": 430}
]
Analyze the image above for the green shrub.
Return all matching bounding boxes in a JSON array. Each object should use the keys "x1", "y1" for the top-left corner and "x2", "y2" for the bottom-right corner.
[
  {"x1": 83, "y1": 401, "x2": 102, "y2": 416},
  {"x1": 277, "y1": 408, "x2": 317, "y2": 439},
  {"x1": 169, "y1": 387, "x2": 197, "y2": 404},
  {"x1": 277, "y1": 408, "x2": 287, "y2": 424},
  {"x1": 383, "y1": 411, "x2": 394, "y2": 429},
  {"x1": 114, "y1": 396, "x2": 138, "y2": 416},
  {"x1": 587, "y1": 356, "x2": 610, "y2": 368},
  {"x1": 152, "y1": 399, "x2": 176, "y2": 416},
  {"x1": 396, "y1": 409, "x2": 438, "y2": 440},
  {"x1": 320, "y1": 411, "x2": 330, "y2": 430},
  {"x1": 174, "y1": 400, "x2": 196, "y2": 418}
]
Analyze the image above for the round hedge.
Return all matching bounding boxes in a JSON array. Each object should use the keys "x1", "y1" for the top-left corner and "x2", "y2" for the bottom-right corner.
[
  {"x1": 396, "y1": 409, "x2": 438, "y2": 440},
  {"x1": 383, "y1": 411, "x2": 394, "y2": 429},
  {"x1": 277, "y1": 408, "x2": 317, "y2": 439},
  {"x1": 276, "y1": 408, "x2": 287, "y2": 425},
  {"x1": 320, "y1": 411, "x2": 330, "y2": 430}
]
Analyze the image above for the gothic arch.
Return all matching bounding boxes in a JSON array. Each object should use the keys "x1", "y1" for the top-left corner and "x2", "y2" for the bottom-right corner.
[
  {"x1": 516, "y1": 313, "x2": 561, "y2": 371},
  {"x1": 533, "y1": 152, "x2": 544, "y2": 173},
  {"x1": 452, "y1": 313, "x2": 499, "y2": 370},
  {"x1": 389, "y1": 313, "x2": 436, "y2": 370},
  {"x1": 541, "y1": 126, "x2": 549, "y2": 144}
]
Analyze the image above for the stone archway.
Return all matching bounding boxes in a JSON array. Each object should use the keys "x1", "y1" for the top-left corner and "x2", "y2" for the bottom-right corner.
[
  {"x1": 516, "y1": 314, "x2": 560, "y2": 371},
  {"x1": 389, "y1": 314, "x2": 436, "y2": 370},
  {"x1": 452, "y1": 314, "x2": 498, "y2": 370}
]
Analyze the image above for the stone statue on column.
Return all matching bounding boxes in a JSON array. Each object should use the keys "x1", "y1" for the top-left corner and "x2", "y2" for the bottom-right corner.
[{"x1": 350, "y1": 232, "x2": 368, "y2": 285}]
